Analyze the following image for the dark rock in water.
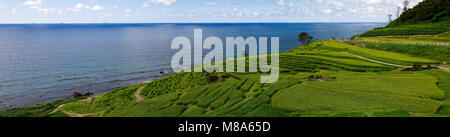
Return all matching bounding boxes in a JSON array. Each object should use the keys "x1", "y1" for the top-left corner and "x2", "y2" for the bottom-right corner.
[
  {"x1": 73, "y1": 92, "x2": 93, "y2": 98},
  {"x1": 83, "y1": 92, "x2": 93, "y2": 97},
  {"x1": 160, "y1": 71, "x2": 168, "y2": 74},
  {"x1": 73, "y1": 92, "x2": 82, "y2": 98}
]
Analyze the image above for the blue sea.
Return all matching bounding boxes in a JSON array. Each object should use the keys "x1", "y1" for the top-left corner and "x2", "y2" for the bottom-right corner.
[{"x1": 0, "y1": 23, "x2": 385, "y2": 110}]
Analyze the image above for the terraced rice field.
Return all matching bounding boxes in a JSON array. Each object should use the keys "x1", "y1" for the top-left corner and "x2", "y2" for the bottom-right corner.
[
  {"x1": 359, "y1": 42, "x2": 450, "y2": 62},
  {"x1": 55, "y1": 74, "x2": 302, "y2": 117},
  {"x1": 321, "y1": 41, "x2": 439, "y2": 65},
  {"x1": 272, "y1": 71, "x2": 444, "y2": 114},
  {"x1": 2, "y1": 39, "x2": 449, "y2": 117}
]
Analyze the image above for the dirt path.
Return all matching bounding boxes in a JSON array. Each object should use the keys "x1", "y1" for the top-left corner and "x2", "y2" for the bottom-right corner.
[
  {"x1": 49, "y1": 97, "x2": 104, "y2": 117},
  {"x1": 439, "y1": 65, "x2": 450, "y2": 71},
  {"x1": 49, "y1": 86, "x2": 146, "y2": 117},
  {"x1": 49, "y1": 104, "x2": 67, "y2": 114},
  {"x1": 345, "y1": 52, "x2": 450, "y2": 71},
  {"x1": 134, "y1": 86, "x2": 146, "y2": 102},
  {"x1": 64, "y1": 111, "x2": 102, "y2": 117},
  {"x1": 344, "y1": 52, "x2": 412, "y2": 68},
  {"x1": 49, "y1": 97, "x2": 93, "y2": 114}
]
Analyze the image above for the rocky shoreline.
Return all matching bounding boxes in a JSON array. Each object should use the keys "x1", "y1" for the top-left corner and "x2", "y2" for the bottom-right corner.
[{"x1": 0, "y1": 69, "x2": 174, "y2": 111}]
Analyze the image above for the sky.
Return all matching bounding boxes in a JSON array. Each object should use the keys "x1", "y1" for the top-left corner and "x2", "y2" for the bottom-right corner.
[{"x1": 0, "y1": 0, "x2": 424, "y2": 23}]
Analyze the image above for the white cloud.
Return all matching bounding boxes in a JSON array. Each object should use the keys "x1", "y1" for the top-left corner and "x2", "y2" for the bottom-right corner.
[
  {"x1": 124, "y1": 9, "x2": 131, "y2": 13},
  {"x1": 21, "y1": 0, "x2": 59, "y2": 14},
  {"x1": 232, "y1": 5, "x2": 238, "y2": 12},
  {"x1": 66, "y1": 8, "x2": 78, "y2": 12},
  {"x1": 367, "y1": 6, "x2": 376, "y2": 13},
  {"x1": 75, "y1": 3, "x2": 90, "y2": 9},
  {"x1": 0, "y1": 2, "x2": 6, "y2": 8},
  {"x1": 301, "y1": 0, "x2": 311, "y2": 4},
  {"x1": 230, "y1": 5, "x2": 243, "y2": 18},
  {"x1": 75, "y1": 3, "x2": 84, "y2": 9},
  {"x1": 205, "y1": 2, "x2": 218, "y2": 5},
  {"x1": 104, "y1": 13, "x2": 112, "y2": 17},
  {"x1": 92, "y1": 5, "x2": 105, "y2": 11},
  {"x1": 37, "y1": 7, "x2": 56, "y2": 14},
  {"x1": 320, "y1": 0, "x2": 344, "y2": 11},
  {"x1": 66, "y1": 3, "x2": 91, "y2": 12},
  {"x1": 11, "y1": 8, "x2": 17, "y2": 14},
  {"x1": 322, "y1": 9, "x2": 332, "y2": 14},
  {"x1": 276, "y1": 0, "x2": 284, "y2": 6},
  {"x1": 252, "y1": 12, "x2": 259, "y2": 16},
  {"x1": 141, "y1": 3, "x2": 150, "y2": 7},
  {"x1": 365, "y1": 0, "x2": 382, "y2": 4},
  {"x1": 23, "y1": 0, "x2": 42, "y2": 6},
  {"x1": 236, "y1": 12, "x2": 243, "y2": 17},
  {"x1": 142, "y1": 0, "x2": 176, "y2": 7}
]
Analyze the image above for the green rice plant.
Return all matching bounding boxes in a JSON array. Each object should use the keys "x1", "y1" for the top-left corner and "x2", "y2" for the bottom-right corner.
[
  {"x1": 272, "y1": 84, "x2": 442, "y2": 113},
  {"x1": 104, "y1": 92, "x2": 182, "y2": 117},
  {"x1": 5, "y1": 36, "x2": 448, "y2": 117},
  {"x1": 294, "y1": 54, "x2": 389, "y2": 68},
  {"x1": 176, "y1": 86, "x2": 209, "y2": 105},
  {"x1": 305, "y1": 72, "x2": 445, "y2": 99},
  {"x1": 0, "y1": 97, "x2": 85, "y2": 117},
  {"x1": 239, "y1": 79, "x2": 256, "y2": 92},
  {"x1": 359, "y1": 36, "x2": 450, "y2": 44},
  {"x1": 323, "y1": 41, "x2": 439, "y2": 65},
  {"x1": 280, "y1": 53, "x2": 394, "y2": 72},
  {"x1": 419, "y1": 70, "x2": 450, "y2": 116},
  {"x1": 361, "y1": 42, "x2": 450, "y2": 62},
  {"x1": 243, "y1": 104, "x2": 289, "y2": 117},
  {"x1": 140, "y1": 72, "x2": 208, "y2": 98},
  {"x1": 182, "y1": 105, "x2": 206, "y2": 117}
]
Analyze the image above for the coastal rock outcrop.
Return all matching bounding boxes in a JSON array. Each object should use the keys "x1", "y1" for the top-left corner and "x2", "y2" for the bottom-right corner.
[
  {"x1": 73, "y1": 92, "x2": 82, "y2": 97},
  {"x1": 72, "y1": 92, "x2": 93, "y2": 98},
  {"x1": 160, "y1": 71, "x2": 168, "y2": 75}
]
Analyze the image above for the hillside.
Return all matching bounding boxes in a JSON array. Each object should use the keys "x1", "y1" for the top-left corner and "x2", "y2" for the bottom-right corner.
[
  {"x1": 1, "y1": 39, "x2": 449, "y2": 117},
  {"x1": 389, "y1": 0, "x2": 449, "y2": 26},
  {"x1": 1, "y1": 0, "x2": 449, "y2": 116},
  {"x1": 359, "y1": 0, "x2": 450, "y2": 37}
]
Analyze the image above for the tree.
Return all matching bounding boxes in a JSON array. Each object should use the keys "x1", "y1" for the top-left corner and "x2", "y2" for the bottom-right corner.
[
  {"x1": 396, "y1": 6, "x2": 401, "y2": 18},
  {"x1": 298, "y1": 32, "x2": 313, "y2": 45},
  {"x1": 403, "y1": 0, "x2": 409, "y2": 12},
  {"x1": 388, "y1": 14, "x2": 393, "y2": 22}
]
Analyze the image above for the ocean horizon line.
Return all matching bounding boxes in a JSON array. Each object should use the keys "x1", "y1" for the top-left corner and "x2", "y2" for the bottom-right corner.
[{"x1": 0, "y1": 22, "x2": 388, "y2": 25}]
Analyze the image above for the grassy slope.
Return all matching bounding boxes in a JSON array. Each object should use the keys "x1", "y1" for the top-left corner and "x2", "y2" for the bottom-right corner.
[
  {"x1": 273, "y1": 72, "x2": 443, "y2": 114},
  {"x1": 358, "y1": 32, "x2": 450, "y2": 44},
  {"x1": 0, "y1": 97, "x2": 85, "y2": 117},
  {"x1": 358, "y1": 0, "x2": 449, "y2": 37},
  {"x1": 359, "y1": 20, "x2": 450, "y2": 37},
  {"x1": 360, "y1": 42, "x2": 450, "y2": 62},
  {"x1": 2, "y1": 0, "x2": 449, "y2": 118},
  {"x1": 321, "y1": 41, "x2": 439, "y2": 65},
  {"x1": 2, "y1": 39, "x2": 448, "y2": 117}
]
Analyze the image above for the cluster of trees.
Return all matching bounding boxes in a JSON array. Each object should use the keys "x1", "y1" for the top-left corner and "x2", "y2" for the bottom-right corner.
[
  {"x1": 388, "y1": 0, "x2": 410, "y2": 22},
  {"x1": 298, "y1": 32, "x2": 313, "y2": 45},
  {"x1": 387, "y1": 0, "x2": 449, "y2": 25}
]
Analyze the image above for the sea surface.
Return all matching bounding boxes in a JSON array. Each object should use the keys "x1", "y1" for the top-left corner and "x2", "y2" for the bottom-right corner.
[{"x1": 0, "y1": 23, "x2": 385, "y2": 110}]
